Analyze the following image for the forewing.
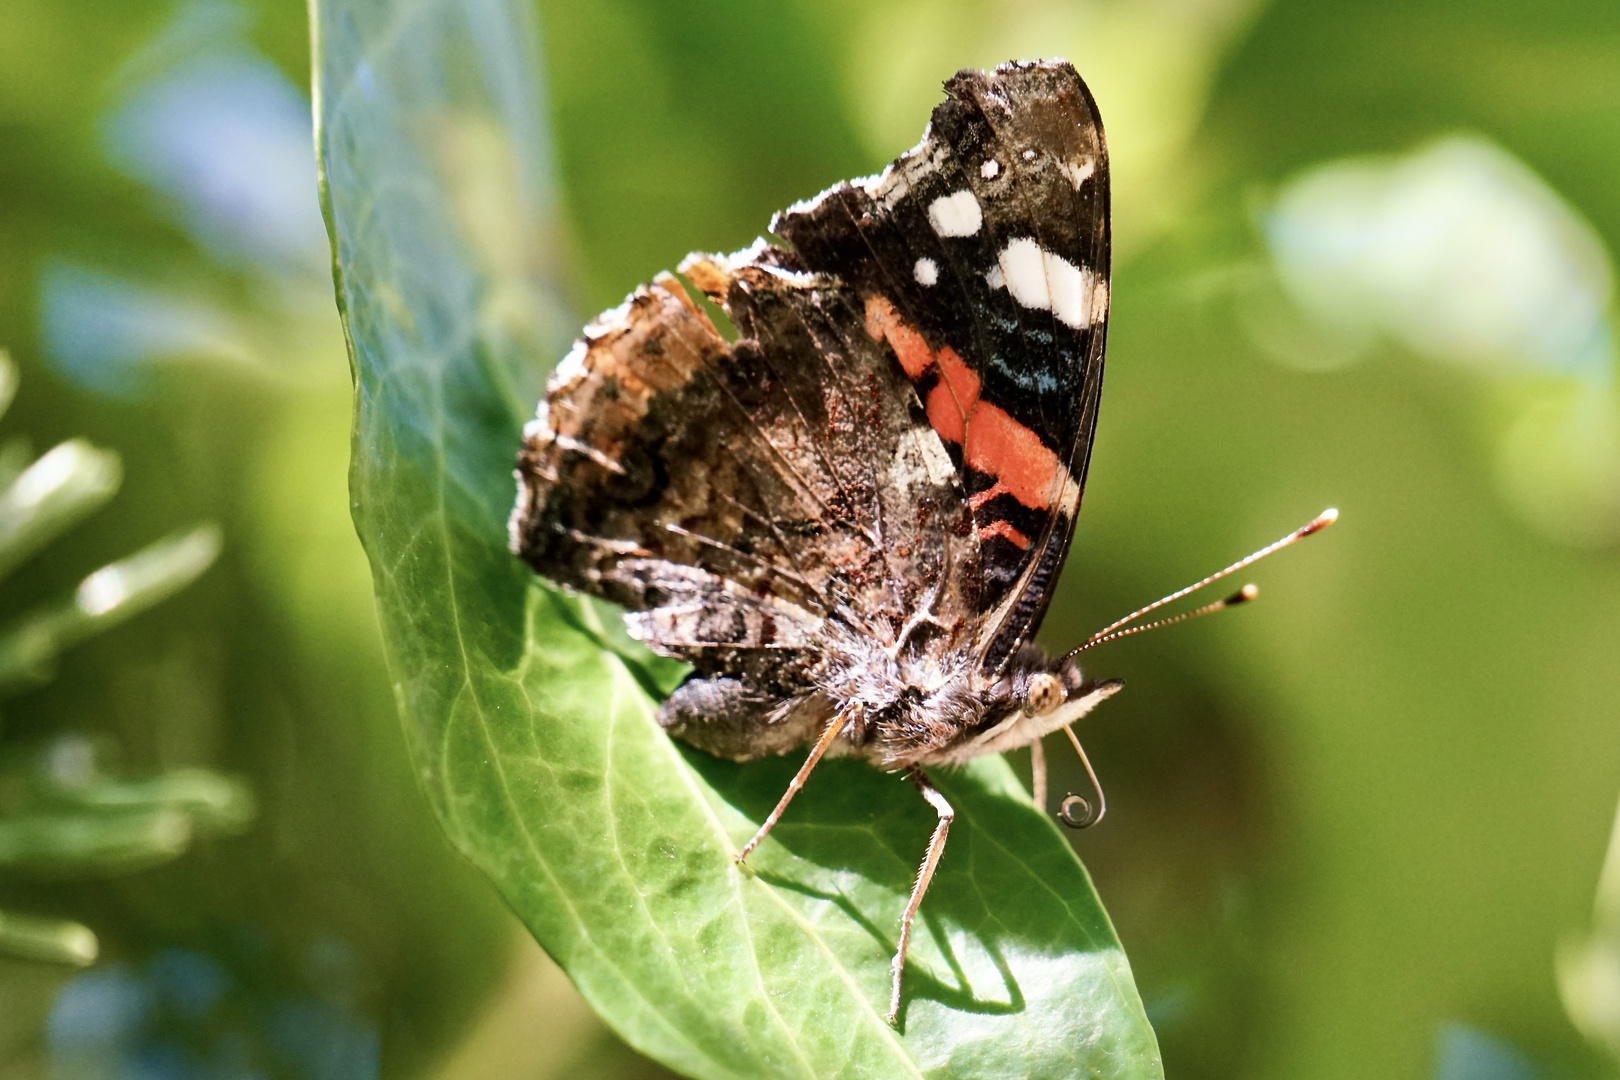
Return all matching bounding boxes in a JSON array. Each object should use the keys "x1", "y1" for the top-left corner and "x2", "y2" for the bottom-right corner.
[{"x1": 772, "y1": 60, "x2": 1111, "y2": 674}]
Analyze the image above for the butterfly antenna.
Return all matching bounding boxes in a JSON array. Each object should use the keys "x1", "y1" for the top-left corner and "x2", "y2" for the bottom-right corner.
[{"x1": 1067, "y1": 507, "x2": 1337, "y2": 658}]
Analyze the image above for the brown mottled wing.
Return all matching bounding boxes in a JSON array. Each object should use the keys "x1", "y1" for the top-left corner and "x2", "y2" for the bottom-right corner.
[
  {"x1": 772, "y1": 60, "x2": 1111, "y2": 674},
  {"x1": 510, "y1": 263, "x2": 975, "y2": 691}
]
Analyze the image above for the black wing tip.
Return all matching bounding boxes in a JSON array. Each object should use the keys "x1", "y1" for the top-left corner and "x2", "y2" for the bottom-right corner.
[
  {"x1": 944, "y1": 59, "x2": 1087, "y2": 97},
  {"x1": 939, "y1": 60, "x2": 1105, "y2": 151}
]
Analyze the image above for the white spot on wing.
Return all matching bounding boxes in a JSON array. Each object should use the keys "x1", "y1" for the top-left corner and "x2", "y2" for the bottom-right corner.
[
  {"x1": 996, "y1": 239, "x2": 1049, "y2": 311},
  {"x1": 913, "y1": 257, "x2": 939, "y2": 286},
  {"x1": 1022, "y1": 149, "x2": 1037, "y2": 162},
  {"x1": 927, "y1": 190, "x2": 982, "y2": 237},
  {"x1": 990, "y1": 238, "x2": 1099, "y2": 329},
  {"x1": 1045, "y1": 253, "x2": 1093, "y2": 329},
  {"x1": 1058, "y1": 157, "x2": 1096, "y2": 190},
  {"x1": 984, "y1": 264, "x2": 1004, "y2": 290},
  {"x1": 981, "y1": 158, "x2": 1000, "y2": 179}
]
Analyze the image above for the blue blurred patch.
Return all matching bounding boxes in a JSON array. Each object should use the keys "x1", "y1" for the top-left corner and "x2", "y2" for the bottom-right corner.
[
  {"x1": 38, "y1": 1, "x2": 330, "y2": 400},
  {"x1": 39, "y1": 261, "x2": 246, "y2": 396},
  {"x1": 265, "y1": 997, "x2": 379, "y2": 1080},
  {"x1": 1434, "y1": 1022, "x2": 1546, "y2": 1080},
  {"x1": 146, "y1": 949, "x2": 230, "y2": 1023},
  {"x1": 47, "y1": 946, "x2": 378, "y2": 1080},
  {"x1": 100, "y1": 15, "x2": 328, "y2": 274},
  {"x1": 48, "y1": 962, "x2": 154, "y2": 1053}
]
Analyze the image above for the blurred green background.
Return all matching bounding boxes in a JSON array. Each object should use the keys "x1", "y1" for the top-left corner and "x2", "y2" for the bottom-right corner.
[{"x1": 3, "y1": 0, "x2": 1620, "y2": 1078}]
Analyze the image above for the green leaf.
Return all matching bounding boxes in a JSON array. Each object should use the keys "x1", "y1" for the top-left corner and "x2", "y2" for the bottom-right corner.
[{"x1": 313, "y1": 1, "x2": 1162, "y2": 1076}]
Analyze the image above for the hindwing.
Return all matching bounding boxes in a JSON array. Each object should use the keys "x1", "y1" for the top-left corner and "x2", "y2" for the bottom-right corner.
[{"x1": 511, "y1": 260, "x2": 978, "y2": 689}]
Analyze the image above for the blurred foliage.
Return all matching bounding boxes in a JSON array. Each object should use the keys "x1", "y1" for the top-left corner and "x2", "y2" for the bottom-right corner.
[
  {"x1": 0, "y1": 2, "x2": 524, "y2": 1078},
  {"x1": 0, "y1": 0, "x2": 1616, "y2": 1077},
  {"x1": 0, "y1": 347, "x2": 246, "y2": 974}
]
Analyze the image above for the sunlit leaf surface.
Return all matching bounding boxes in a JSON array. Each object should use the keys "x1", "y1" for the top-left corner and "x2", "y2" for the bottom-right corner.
[{"x1": 314, "y1": 0, "x2": 1162, "y2": 1075}]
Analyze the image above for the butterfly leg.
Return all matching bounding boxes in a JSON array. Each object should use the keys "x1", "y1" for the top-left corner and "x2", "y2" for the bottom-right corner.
[
  {"x1": 1030, "y1": 735, "x2": 1048, "y2": 813},
  {"x1": 888, "y1": 766, "x2": 954, "y2": 1025},
  {"x1": 736, "y1": 709, "x2": 852, "y2": 864}
]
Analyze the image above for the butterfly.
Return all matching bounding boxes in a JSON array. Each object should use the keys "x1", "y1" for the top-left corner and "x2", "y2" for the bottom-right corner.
[{"x1": 510, "y1": 58, "x2": 1329, "y2": 1023}]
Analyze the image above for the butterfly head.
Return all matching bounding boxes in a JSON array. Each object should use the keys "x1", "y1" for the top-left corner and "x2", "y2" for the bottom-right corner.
[
  {"x1": 914, "y1": 645, "x2": 1121, "y2": 767},
  {"x1": 1001, "y1": 649, "x2": 1123, "y2": 746}
]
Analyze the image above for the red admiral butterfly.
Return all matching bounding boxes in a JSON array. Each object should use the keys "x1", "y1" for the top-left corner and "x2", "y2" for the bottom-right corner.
[{"x1": 510, "y1": 59, "x2": 1331, "y2": 1024}]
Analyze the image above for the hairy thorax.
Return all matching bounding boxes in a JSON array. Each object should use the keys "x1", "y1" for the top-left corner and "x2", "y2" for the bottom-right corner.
[{"x1": 816, "y1": 621, "x2": 1114, "y2": 772}]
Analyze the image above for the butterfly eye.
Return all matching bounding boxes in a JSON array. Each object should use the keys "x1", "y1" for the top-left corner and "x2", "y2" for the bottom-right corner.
[{"x1": 1024, "y1": 672, "x2": 1066, "y2": 717}]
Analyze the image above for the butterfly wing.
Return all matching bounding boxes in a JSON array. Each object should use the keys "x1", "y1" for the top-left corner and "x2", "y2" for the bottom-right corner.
[
  {"x1": 511, "y1": 260, "x2": 977, "y2": 698},
  {"x1": 772, "y1": 60, "x2": 1111, "y2": 674},
  {"x1": 514, "y1": 60, "x2": 1107, "y2": 708}
]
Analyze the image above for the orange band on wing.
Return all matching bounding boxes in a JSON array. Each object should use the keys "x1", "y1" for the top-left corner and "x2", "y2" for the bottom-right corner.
[
  {"x1": 865, "y1": 293, "x2": 1061, "y2": 510},
  {"x1": 865, "y1": 295, "x2": 934, "y2": 379},
  {"x1": 977, "y1": 519, "x2": 1032, "y2": 550},
  {"x1": 968, "y1": 479, "x2": 1010, "y2": 511},
  {"x1": 925, "y1": 350, "x2": 978, "y2": 444},
  {"x1": 962, "y1": 403, "x2": 1058, "y2": 510}
]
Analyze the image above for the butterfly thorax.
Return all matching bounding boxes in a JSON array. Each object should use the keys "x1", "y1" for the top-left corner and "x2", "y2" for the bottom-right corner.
[
  {"x1": 808, "y1": 623, "x2": 1116, "y2": 772},
  {"x1": 811, "y1": 615, "x2": 985, "y2": 770}
]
